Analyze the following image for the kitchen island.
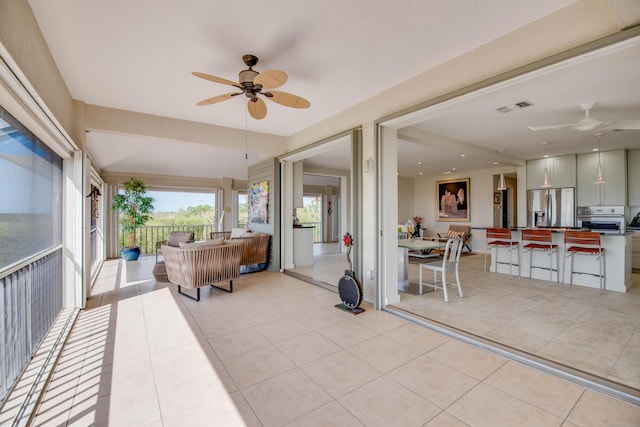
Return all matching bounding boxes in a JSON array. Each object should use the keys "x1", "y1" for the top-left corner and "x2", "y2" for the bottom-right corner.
[
  {"x1": 486, "y1": 229, "x2": 632, "y2": 292},
  {"x1": 293, "y1": 226, "x2": 315, "y2": 266}
]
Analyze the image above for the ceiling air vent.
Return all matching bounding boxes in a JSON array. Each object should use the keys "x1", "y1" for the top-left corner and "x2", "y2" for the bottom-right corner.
[{"x1": 496, "y1": 101, "x2": 534, "y2": 114}]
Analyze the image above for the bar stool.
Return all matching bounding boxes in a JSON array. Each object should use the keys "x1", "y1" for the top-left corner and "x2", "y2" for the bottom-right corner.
[
  {"x1": 563, "y1": 231, "x2": 605, "y2": 293},
  {"x1": 484, "y1": 228, "x2": 519, "y2": 279},
  {"x1": 520, "y1": 229, "x2": 559, "y2": 282}
]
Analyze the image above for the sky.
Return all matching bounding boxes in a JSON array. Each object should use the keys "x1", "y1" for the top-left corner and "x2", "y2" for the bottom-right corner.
[{"x1": 147, "y1": 191, "x2": 216, "y2": 212}]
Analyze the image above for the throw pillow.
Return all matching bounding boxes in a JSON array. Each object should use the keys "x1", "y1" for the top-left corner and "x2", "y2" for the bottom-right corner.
[
  {"x1": 167, "y1": 232, "x2": 194, "y2": 247},
  {"x1": 230, "y1": 228, "x2": 247, "y2": 238},
  {"x1": 203, "y1": 238, "x2": 225, "y2": 246},
  {"x1": 446, "y1": 230, "x2": 464, "y2": 239},
  {"x1": 179, "y1": 238, "x2": 225, "y2": 249}
]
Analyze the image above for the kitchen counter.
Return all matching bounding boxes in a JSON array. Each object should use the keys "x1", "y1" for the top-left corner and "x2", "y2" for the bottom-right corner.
[
  {"x1": 484, "y1": 229, "x2": 632, "y2": 292},
  {"x1": 472, "y1": 226, "x2": 632, "y2": 235}
]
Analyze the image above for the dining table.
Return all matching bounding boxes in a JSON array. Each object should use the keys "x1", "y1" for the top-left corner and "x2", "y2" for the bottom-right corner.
[{"x1": 397, "y1": 238, "x2": 446, "y2": 294}]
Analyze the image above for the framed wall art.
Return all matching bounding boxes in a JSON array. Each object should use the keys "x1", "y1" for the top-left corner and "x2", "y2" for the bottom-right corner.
[
  {"x1": 436, "y1": 177, "x2": 470, "y2": 222},
  {"x1": 249, "y1": 180, "x2": 269, "y2": 224}
]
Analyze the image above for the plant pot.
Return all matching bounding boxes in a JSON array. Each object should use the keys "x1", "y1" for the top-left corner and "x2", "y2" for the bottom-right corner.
[{"x1": 121, "y1": 247, "x2": 141, "y2": 261}]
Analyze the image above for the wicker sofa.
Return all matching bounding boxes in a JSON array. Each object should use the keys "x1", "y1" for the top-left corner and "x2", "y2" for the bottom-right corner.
[
  {"x1": 162, "y1": 241, "x2": 244, "y2": 301},
  {"x1": 210, "y1": 231, "x2": 271, "y2": 270}
]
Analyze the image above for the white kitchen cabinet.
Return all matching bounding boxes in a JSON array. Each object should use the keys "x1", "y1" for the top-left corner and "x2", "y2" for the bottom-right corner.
[
  {"x1": 627, "y1": 150, "x2": 640, "y2": 206},
  {"x1": 293, "y1": 160, "x2": 304, "y2": 208},
  {"x1": 293, "y1": 226, "x2": 314, "y2": 266},
  {"x1": 632, "y1": 231, "x2": 640, "y2": 272},
  {"x1": 526, "y1": 158, "x2": 545, "y2": 189},
  {"x1": 526, "y1": 155, "x2": 575, "y2": 189},
  {"x1": 577, "y1": 150, "x2": 626, "y2": 206}
]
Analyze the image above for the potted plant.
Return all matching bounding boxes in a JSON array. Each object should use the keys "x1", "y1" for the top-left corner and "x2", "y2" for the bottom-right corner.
[{"x1": 111, "y1": 178, "x2": 155, "y2": 261}]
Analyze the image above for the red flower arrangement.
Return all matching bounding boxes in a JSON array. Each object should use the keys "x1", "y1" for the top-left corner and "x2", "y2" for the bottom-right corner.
[{"x1": 343, "y1": 232, "x2": 353, "y2": 247}]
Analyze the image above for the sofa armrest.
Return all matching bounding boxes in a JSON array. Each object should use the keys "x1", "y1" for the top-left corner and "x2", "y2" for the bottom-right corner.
[{"x1": 155, "y1": 240, "x2": 168, "y2": 262}]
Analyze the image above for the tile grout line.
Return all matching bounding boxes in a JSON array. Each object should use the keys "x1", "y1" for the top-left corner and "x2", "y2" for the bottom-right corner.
[{"x1": 386, "y1": 306, "x2": 640, "y2": 407}]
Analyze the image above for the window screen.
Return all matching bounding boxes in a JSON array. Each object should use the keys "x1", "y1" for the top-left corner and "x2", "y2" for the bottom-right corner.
[{"x1": 0, "y1": 107, "x2": 63, "y2": 271}]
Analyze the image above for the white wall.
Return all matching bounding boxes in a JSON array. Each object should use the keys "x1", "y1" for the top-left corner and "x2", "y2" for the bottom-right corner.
[
  {"x1": 415, "y1": 166, "x2": 518, "y2": 237},
  {"x1": 397, "y1": 176, "x2": 415, "y2": 225}
]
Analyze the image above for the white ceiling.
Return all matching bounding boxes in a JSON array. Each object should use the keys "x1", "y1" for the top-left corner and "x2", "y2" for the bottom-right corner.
[
  {"x1": 393, "y1": 37, "x2": 640, "y2": 177},
  {"x1": 26, "y1": 0, "x2": 640, "y2": 180}
]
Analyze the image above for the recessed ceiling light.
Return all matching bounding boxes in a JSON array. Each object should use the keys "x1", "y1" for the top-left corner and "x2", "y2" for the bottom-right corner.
[
  {"x1": 460, "y1": 154, "x2": 466, "y2": 158},
  {"x1": 493, "y1": 161, "x2": 499, "y2": 165},
  {"x1": 441, "y1": 171, "x2": 452, "y2": 175},
  {"x1": 417, "y1": 161, "x2": 422, "y2": 165},
  {"x1": 452, "y1": 168, "x2": 456, "y2": 171},
  {"x1": 419, "y1": 172, "x2": 423, "y2": 175},
  {"x1": 592, "y1": 148, "x2": 599, "y2": 152},
  {"x1": 543, "y1": 154, "x2": 549, "y2": 158}
]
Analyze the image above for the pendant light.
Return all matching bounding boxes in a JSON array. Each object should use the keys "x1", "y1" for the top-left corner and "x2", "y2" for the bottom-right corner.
[
  {"x1": 593, "y1": 133, "x2": 606, "y2": 185},
  {"x1": 540, "y1": 142, "x2": 552, "y2": 189},
  {"x1": 496, "y1": 149, "x2": 506, "y2": 190}
]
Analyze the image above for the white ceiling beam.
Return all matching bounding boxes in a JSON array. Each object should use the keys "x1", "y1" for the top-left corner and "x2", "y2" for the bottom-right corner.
[
  {"x1": 398, "y1": 127, "x2": 525, "y2": 166},
  {"x1": 83, "y1": 104, "x2": 287, "y2": 156}
]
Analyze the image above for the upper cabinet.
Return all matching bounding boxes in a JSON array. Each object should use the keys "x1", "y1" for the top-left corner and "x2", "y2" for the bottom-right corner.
[
  {"x1": 293, "y1": 160, "x2": 304, "y2": 208},
  {"x1": 628, "y1": 150, "x2": 640, "y2": 206},
  {"x1": 577, "y1": 150, "x2": 626, "y2": 206},
  {"x1": 526, "y1": 155, "x2": 576, "y2": 189}
]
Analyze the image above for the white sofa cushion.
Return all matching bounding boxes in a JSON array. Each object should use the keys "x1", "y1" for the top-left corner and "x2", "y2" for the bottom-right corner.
[{"x1": 179, "y1": 238, "x2": 225, "y2": 249}]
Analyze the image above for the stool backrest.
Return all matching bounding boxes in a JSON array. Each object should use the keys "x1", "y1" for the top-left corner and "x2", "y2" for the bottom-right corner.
[
  {"x1": 486, "y1": 228, "x2": 512, "y2": 240},
  {"x1": 564, "y1": 230, "x2": 601, "y2": 246},
  {"x1": 521, "y1": 228, "x2": 552, "y2": 243}
]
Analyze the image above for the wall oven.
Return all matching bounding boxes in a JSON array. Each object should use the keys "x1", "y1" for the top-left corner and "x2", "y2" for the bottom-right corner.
[{"x1": 576, "y1": 206, "x2": 625, "y2": 234}]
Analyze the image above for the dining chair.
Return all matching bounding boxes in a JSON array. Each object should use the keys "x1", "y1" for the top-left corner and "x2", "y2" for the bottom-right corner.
[
  {"x1": 563, "y1": 230, "x2": 605, "y2": 293},
  {"x1": 484, "y1": 228, "x2": 519, "y2": 279},
  {"x1": 419, "y1": 237, "x2": 464, "y2": 302},
  {"x1": 520, "y1": 228, "x2": 559, "y2": 282}
]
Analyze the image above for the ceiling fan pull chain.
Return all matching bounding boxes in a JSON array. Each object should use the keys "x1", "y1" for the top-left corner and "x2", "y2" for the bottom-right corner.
[{"x1": 245, "y1": 106, "x2": 248, "y2": 160}]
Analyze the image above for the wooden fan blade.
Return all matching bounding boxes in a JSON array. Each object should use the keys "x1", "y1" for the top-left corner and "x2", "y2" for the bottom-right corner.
[
  {"x1": 268, "y1": 90, "x2": 310, "y2": 109},
  {"x1": 196, "y1": 93, "x2": 239, "y2": 106},
  {"x1": 254, "y1": 70, "x2": 288, "y2": 89},
  {"x1": 192, "y1": 71, "x2": 240, "y2": 87},
  {"x1": 248, "y1": 97, "x2": 267, "y2": 120}
]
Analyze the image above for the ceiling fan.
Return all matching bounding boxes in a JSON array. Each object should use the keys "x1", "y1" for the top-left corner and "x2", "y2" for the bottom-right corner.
[
  {"x1": 192, "y1": 54, "x2": 310, "y2": 120},
  {"x1": 527, "y1": 102, "x2": 640, "y2": 132}
]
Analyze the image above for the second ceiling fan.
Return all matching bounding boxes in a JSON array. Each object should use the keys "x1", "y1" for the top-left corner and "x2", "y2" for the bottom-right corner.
[
  {"x1": 193, "y1": 54, "x2": 310, "y2": 119},
  {"x1": 528, "y1": 102, "x2": 640, "y2": 132}
]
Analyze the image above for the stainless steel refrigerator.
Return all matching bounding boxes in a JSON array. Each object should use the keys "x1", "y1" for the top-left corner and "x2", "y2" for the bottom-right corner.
[{"x1": 527, "y1": 187, "x2": 575, "y2": 228}]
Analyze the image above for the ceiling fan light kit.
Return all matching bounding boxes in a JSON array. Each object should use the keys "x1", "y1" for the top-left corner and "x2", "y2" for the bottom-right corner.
[{"x1": 193, "y1": 54, "x2": 310, "y2": 120}]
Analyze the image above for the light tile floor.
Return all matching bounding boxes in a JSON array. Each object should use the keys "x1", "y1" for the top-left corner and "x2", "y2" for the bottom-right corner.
[
  {"x1": 32, "y1": 256, "x2": 640, "y2": 426},
  {"x1": 291, "y1": 248, "x2": 640, "y2": 392},
  {"x1": 395, "y1": 253, "x2": 640, "y2": 391}
]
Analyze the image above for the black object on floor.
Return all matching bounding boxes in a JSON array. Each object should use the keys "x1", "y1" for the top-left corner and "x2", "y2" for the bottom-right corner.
[
  {"x1": 335, "y1": 303, "x2": 365, "y2": 315},
  {"x1": 337, "y1": 232, "x2": 365, "y2": 313},
  {"x1": 337, "y1": 269, "x2": 364, "y2": 310}
]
